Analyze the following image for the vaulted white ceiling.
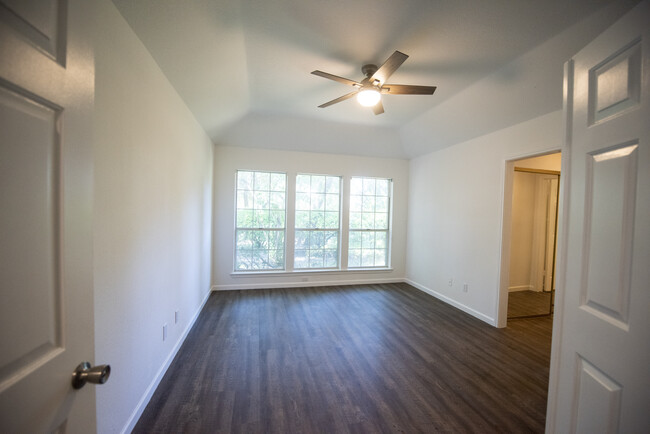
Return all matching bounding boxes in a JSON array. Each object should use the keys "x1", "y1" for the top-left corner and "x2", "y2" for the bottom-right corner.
[{"x1": 111, "y1": 0, "x2": 632, "y2": 157}]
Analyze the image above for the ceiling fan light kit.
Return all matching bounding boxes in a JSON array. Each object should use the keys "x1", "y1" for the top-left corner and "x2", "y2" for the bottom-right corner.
[
  {"x1": 312, "y1": 50, "x2": 436, "y2": 115},
  {"x1": 357, "y1": 87, "x2": 381, "y2": 107}
]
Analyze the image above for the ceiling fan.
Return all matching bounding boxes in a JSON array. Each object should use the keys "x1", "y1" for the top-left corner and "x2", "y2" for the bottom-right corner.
[{"x1": 311, "y1": 50, "x2": 436, "y2": 115}]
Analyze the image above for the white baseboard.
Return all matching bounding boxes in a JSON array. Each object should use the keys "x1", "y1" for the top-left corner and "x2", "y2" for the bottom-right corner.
[
  {"x1": 212, "y1": 277, "x2": 404, "y2": 291},
  {"x1": 404, "y1": 278, "x2": 496, "y2": 326},
  {"x1": 508, "y1": 285, "x2": 534, "y2": 292},
  {"x1": 120, "y1": 288, "x2": 212, "y2": 434}
]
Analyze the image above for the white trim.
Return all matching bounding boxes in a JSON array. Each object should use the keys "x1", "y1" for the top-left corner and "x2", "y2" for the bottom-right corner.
[
  {"x1": 120, "y1": 289, "x2": 212, "y2": 434},
  {"x1": 213, "y1": 277, "x2": 403, "y2": 291},
  {"x1": 405, "y1": 278, "x2": 496, "y2": 326},
  {"x1": 508, "y1": 285, "x2": 535, "y2": 292},
  {"x1": 230, "y1": 267, "x2": 393, "y2": 277},
  {"x1": 545, "y1": 59, "x2": 574, "y2": 433}
]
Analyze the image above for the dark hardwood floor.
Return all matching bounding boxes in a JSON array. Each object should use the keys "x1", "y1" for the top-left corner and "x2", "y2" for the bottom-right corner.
[
  {"x1": 507, "y1": 290, "x2": 554, "y2": 318},
  {"x1": 134, "y1": 283, "x2": 553, "y2": 433}
]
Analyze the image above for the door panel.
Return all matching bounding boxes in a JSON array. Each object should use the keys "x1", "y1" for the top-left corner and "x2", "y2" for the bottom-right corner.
[
  {"x1": 548, "y1": 1, "x2": 650, "y2": 432},
  {"x1": 0, "y1": 81, "x2": 63, "y2": 388},
  {"x1": 0, "y1": 0, "x2": 96, "y2": 432},
  {"x1": 0, "y1": 0, "x2": 67, "y2": 64}
]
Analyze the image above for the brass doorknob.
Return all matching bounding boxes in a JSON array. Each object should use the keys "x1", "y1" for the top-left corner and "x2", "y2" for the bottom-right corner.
[{"x1": 71, "y1": 362, "x2": 111, "y2": 389}]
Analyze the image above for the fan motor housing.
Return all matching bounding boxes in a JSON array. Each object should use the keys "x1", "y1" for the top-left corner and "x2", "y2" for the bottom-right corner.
[{"x1": 361, "y1": 64, "x2": 378, "y2": 77}]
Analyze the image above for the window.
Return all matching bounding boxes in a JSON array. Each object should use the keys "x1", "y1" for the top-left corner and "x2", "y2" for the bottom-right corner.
[
  {"x1": 294, "y1": 174, "x2": 341, "y2": 269},
  {"x1": 348, "y1": 177, "x2": 391, "y2": 268},
  {"x1": 234, "y1": 170, "x2": 286, "y2": 270}
]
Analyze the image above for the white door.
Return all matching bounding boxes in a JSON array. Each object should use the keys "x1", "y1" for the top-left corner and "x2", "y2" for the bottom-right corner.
[
  {"x1": 547, "y1": 1, "x2": 650, "y2": 432},
  {"x1": 0, "y1": 0, "x2": 99, "y2": 432}
]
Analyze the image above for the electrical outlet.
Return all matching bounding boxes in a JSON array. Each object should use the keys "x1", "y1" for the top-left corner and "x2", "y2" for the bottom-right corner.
[
  {"x1": 448, "y1": 278, "x2": 453, "y2": 287},
  {"x1": 174, "y1": 310, "x2": 179, "y2": 324},
  {"x1": 463, "y1": 283, "x2": 468, "y2": 293},
  {"x1": 163, "y1": 324, "x2": 168, "y2": 341}
]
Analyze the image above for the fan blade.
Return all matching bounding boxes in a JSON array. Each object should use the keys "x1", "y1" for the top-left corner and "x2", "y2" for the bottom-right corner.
[
  {"x1": 318, "y1": 91, "x2": 358, "y2": 108},
  {"x1": 370, "y1": 51, "x2": 408, "y2": 85},
  {"x1": 372, "y1": 100, "x2": 384, "y2": 115},
  {"x1": 381, "y1": 84, "x2": 436, "y2": 95},
  {"x1": 311, "y1": 70, "x2": 361, "y2": 87}
]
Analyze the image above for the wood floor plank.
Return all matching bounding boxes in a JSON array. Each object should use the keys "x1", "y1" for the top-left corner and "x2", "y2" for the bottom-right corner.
[{"x1": 134, "y1": 283, "x2": 552, "y2": 433}]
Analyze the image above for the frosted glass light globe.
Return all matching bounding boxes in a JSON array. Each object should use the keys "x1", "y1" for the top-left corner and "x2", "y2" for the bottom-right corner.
[{"x1": 357, "y1": 88, "x2": 381, "y2": 107}]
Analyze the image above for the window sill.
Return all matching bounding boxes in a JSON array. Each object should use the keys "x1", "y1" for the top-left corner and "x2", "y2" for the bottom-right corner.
[{"x1": 230, "y1": 268, "x2": 394, "y2": 277}]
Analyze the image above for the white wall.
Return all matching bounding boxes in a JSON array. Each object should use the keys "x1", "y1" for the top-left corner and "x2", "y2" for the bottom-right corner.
[
  {"x1": 509, "y1": 171, "x2": 537, "y2": 291},
  {"x1": 508, "y1": 153, "x2": 562, "y2": 292},
  {"x1": 215, "y1": 111, "x2": 407, "y2": 159},
  {"x1": 405, "y1": 111, "x2": 563, "y2": 325},
  {"x1": 516, "y1": 153, "x2": 562, "y2": 171},
  {"x1": 401, "y1": 1, "x2": 638, "y2": 325},
  {"x1": 93, "y1": 1, "x2": 213, "y2": 432},
  {"x1": 212, "y1": 146, "x2": 409, "y2": 289},
  {"x1": 400, "y1": 0, "x2": 639, "y2": 158}
]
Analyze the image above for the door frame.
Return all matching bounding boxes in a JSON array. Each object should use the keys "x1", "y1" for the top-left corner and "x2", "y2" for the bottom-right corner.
[{"x1": 496, "y1": 149, "x2": 565, "y2": 328}]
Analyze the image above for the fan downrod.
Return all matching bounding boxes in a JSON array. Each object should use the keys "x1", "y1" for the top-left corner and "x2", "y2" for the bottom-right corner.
[{"x1": 361, "y1": 64, "x2": 378, "y2": 78}]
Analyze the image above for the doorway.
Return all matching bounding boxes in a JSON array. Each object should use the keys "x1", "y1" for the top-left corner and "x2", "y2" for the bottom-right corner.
[{"x1": 497, "y1": 151, "x2": 562, "y2": 325}]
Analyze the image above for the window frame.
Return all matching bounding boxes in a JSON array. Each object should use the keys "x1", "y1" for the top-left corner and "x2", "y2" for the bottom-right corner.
[
  {"x1": 231, "y1": 171, "x2": 393, "y2": 274},
  {"x1": 233, "y1": 170, "x2": 288, "y2": 272},
  {"x1": 347, "y1": 176, "x2": 392, "y2": 269},
  {"x1": 293, "y1": 173, "x2": 342, "y2": 270}
]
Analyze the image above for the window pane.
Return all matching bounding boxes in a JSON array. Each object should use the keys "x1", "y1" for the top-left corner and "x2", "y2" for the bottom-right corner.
[
  {"x1": 268, "y1": 250, "x2": 284, "y2": 268},
  {"x1": 374, "y1": 250, "x2": 386, "y2": 267},
  {"x1": 309, "y1": 250, "x2": 324, "y2": 268},
  {"x1": 348, "y1": 176, "x2": 391, "y2": 268},
  {"x1": 270, "y1": 210, "x2": 285, "y2": 228},
  {"x1": 254, "y1": 172, "x2": 270, "y2": 190},
  {"x1": 362, "y1": 178, "x2": 375, "y2": 195},
  {"x1": 361, "y1": 213, "x2": 374, "y2": 229},
  {"x1": 235, "y1": 170, "x2": 286, "y2": 270},
  {"x1": 376, "y1": 179, "x2": 389, "y2": 196},
  {"x1": 254, "y1": 210, "x2": 270, "y2": 228},
  {"x1": 324, "y1": 211, "x2": 339, "y2": 229},
  {"x1": 310, "y1": 231, "x2": 324, "y2": 249},
  {"x1": 349, "y1": 212, "x2": 362, "y2": 229},
  {"x1": 375, "y1": 213, "x2": 388, "y2": 230},
  {"x1": 294, "y1": 249, "x2": 308, "y2": 268},
  {"x1": 270, "y1": 192, "x2": 285, "y2": 210},
  {"x1": 296, "y1": 174, "x2": 311, "y2": 192},
  {"x1": 349, "y1": 231, "x2": 361, "y2": 248},
  {"x1": 324, "y1": 231, "x2": 338, "y2": 249},
  {"x1": 295, "y1": 211, "x2": 310, "y2": 228},
  {"x1": 348, "y1": 249, "x2": 361, "y2": 267},
  {"x1": 324, "y1": 250, "x2": 338, "y2": 268},
  {"x1": 310, "y1": 211, "x2": 324, "y2": 228},
  {"x1": 361, "y1": 249, "x2": 374, "y2": 267},
  {"x1": 326, "y1": 194, "x2": 339, "y2": 211},
  {"x1": 362, "y1": 196, "x2": 375, "y2": 212},
  {"x1": 362, "y1": 232, "x2": 375, "y2": 249},
  {"x1": 375, "y1": 196, "x2": 388, "y2": 212},
  {"x1": 237, "y1": 171, "x2": 253, "y2": 190},
  {"x1": 235, "y1": 250, "x2": 251, "y2": 269},
  {"x1": 254, "y1": 191, "x2": 269, "y2": 209},
  {"x1": 350, "y1": 178, "x2": 362, "y2": 195},
  {"x1": 294, "y1": 174, "x2": 341, "y2": 269},
  {"x1": 236, "y1": 210, "x2": 253, "y2": 227},
  {"x1": 296, "y1": 192, "x2": 310, "y2": 210},
  {"x1": 311, "y1": 175, "x2": 326, "y2": 193},
  {"x1": 270, "y1": 173, "x2": 286, "y2": 191},
  {"x1": 375, "y1": 232, "x2": 387, "y2": 249},
  {"x1": 310, "y1": 193, "x2": 325, "y2": 211},
  {"x1": 295, "y1": 230, "x2": 309, "y2": 249},
  {"x1": 326, "y1": 176, "x2": 339, "y2": 193},
  {"x1": 237, "y1": 191, "x2": 253, "y2": 209},
  {"x1": 349, "y1": 195, "x2": 362, "y2": 212}
]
